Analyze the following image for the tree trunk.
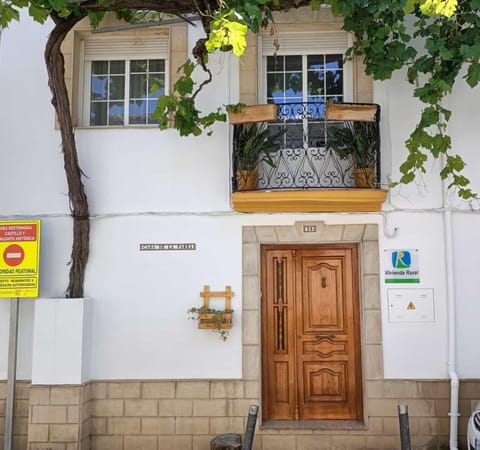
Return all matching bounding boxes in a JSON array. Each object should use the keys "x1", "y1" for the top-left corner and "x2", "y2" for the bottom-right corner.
[{"x1": 45, "y1": 13, "x2": 89, "y2": 298}]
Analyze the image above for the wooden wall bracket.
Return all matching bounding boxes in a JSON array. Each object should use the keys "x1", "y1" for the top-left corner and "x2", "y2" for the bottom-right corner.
[{"x1": 197, "y1": 285, "x2": 234, "y2": 329}]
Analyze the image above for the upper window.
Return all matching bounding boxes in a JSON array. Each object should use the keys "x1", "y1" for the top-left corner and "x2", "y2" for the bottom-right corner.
[
  {"x1": 265, "y1": 54, "x2": 344, "y2": 117},
  {"x1": 87, "y1": 59, "x2": 165, "y2": 126},
  {"x1": 259, "y1": 32, "x2": 352, "y2": 147},
  {"x1": 260, "y1": 31, "x2": 352, "y2": 113},
  {"x1": 253, "y1": 31, "x2": 356, "y2": 189},
  {"x1": 80, "y1": 33, "x2": 169, "y2": 127}
]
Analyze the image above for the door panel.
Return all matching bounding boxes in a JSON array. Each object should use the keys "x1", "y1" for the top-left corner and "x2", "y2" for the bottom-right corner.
[
  {"x1": 303, "y1": 362, "x2": 347, "y2": 401},
  {"x1": 300, "y1": 258, "x2": 345, "y2": 333},
  {"x1": 262, "y1": 244, "x2": 362, "y2": 422},
  {"x1": 261, "y1": 250, "x2": 297, "y2": 420}
]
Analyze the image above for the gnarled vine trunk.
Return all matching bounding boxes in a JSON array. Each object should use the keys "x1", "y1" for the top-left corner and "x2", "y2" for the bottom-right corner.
[{"x1": 45, "y1": 13, "x2": 89, "y2": 298}]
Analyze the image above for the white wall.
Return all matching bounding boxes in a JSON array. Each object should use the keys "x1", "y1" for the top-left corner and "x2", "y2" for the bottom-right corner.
[
  {"x1": 0, "y1": 17, "x2": 69, "y2": 216},
  {"x1": 75, "y1": 125, "x2": 231, "y2": 214},
  {"x1": 1, "y1": 12, "x2": 480, "y2": 382},
  {"x1": 86, "y1": 215, "x2": 244, "y2": 379},
  {"x1": 451, "y1": 213, "x2": 480, "y2": 378},
  {"x1": 376, "y1": 67, "x2": 480, "y2": 379},
  {"x1": 378, "y1": 212, "x2": 448, "y2": 378}
]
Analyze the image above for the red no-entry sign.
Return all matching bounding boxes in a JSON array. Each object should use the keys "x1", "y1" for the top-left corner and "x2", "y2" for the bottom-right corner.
[{"x1": 3, "y1": 244, "x2": 25, "y2": 267}]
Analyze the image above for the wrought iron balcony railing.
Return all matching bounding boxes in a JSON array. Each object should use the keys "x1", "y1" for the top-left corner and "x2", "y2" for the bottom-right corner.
[{"x1": 231, "y1": 102, "x2": 381, "y2": 192}]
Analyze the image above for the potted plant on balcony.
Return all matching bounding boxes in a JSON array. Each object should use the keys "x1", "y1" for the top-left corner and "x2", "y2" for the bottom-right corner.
[
  {"x1": 327, "y1": 120, "x2": 378, "y2": 188},
  {"x1": 233, "y1": 122, "x2": 286, "y2": 191}
]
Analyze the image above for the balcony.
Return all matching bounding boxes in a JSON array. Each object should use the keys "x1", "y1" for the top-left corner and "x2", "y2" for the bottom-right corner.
[{"x1": 230, "y1": 102, "x2": 387, "y2": 213}]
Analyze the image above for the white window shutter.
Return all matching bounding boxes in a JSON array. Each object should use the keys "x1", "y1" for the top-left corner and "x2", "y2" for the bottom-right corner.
[
  {"x1": 83, "y1": 34, "x2": 169, "y2": 60},
  {"x1": 262, "y1": 31, "x2": 350, "y2": 56}
]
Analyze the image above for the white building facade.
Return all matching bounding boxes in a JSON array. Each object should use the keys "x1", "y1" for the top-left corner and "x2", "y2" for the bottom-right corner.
[{"x1": 1, "y1": 6, "x2": 480, "y2": 450}]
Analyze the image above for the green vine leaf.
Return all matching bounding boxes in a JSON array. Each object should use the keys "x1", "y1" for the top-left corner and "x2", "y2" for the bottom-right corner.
[
  {"x1": 153, "y1": 59, "x2": 226, "y2": 137},
  {"x1": 206, "y1": 12, "x2": 248, "y2": 56},
  {"x1": 28, "y1": 3, "x2": 50, "y2": 22},
  {"x1": 87, "y1": 10, "x2": 105, "y2": 28},
  {"x1": 174, "y1": 76, "x2": 194, "y2": 96},
  {"x1": 419, "y1": 107, "x2": 439, "y2": 128},
  {"x1": 466, "y1": 62, "x2": 480, "y2": 87},
  {"x1": 0, "y1": 3, "x2": 20, "y2": 26},
  {"x1": 419, "y1": 0, "x2": 458, "y2": 17}
]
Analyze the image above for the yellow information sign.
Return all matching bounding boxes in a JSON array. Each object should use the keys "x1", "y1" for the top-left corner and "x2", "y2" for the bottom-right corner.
[{"x1": 0, "y1": 221, "x2": 41, "y2": 298}]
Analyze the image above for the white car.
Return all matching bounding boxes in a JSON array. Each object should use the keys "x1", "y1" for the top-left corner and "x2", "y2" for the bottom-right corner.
[{"x1": 468, "y1": 402, "x2": 480, "y2": 450}]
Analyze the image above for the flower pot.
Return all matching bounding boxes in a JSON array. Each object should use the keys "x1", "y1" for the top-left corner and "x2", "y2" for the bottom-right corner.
[
  {"x1": 236, "y1": 169, "x2": 258, "y2": 191},
  {"x1": 197, "y1": 312, "x2": 233, "y2": 330},
  {"x1": 353, "y1": 168, "x2": 375, "y2": 188},
  {"x1": 228, "y1": 104, "x2": 277, "y2": 124},
  {"x1": 326, "y1": 103, "x2": 377, "y2": 122}
]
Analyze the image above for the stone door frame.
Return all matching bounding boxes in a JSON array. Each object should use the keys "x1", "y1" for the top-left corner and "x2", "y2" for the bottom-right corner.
[{"x1": 241, "y1": 221, "x2": 383, "y2": 425}]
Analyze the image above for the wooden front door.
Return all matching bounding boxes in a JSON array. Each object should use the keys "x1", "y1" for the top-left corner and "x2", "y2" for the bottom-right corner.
[{"x1": 261, "y1": 244, "x2": 362, "y2": 421}]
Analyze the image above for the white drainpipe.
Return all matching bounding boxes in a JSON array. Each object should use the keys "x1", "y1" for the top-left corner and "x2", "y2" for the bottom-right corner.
[{"x1": 443, "y1": 176, "x2": 459, "y2": 449}]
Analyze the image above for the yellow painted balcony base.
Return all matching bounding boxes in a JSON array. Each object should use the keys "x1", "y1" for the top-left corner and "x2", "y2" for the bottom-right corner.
[{"x1": 231, "y1": 189, "x2": 388, "y2": 213}]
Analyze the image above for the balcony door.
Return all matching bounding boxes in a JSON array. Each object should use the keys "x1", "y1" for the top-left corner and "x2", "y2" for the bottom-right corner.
[
  {"x1": 257, "y1": 32, "x2": 356, "y2": 189},
  {"x1": 261, "y1": 244, "x2": 363, "y2": 421}
]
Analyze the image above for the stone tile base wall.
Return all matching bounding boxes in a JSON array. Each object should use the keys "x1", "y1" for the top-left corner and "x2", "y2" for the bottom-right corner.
[
  {"x1": 27, "y1": 384, "x2": 90, "y2": 450},
  {"x1": 0, "y1": 381, "x2": 30, "y2": 449},
  {"x1": 0, "y1": 383, "x2": 89, "y2": 450},
  {"x1": 86, "y1": 380, "x2": 480, "y2": 450},
  {"x1": 2, "y1": 379, "x2": 480, "y2": 449}
]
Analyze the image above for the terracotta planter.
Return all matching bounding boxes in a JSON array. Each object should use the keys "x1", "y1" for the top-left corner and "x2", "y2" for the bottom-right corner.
[
  {"x1": 236, "y1": 169, "x2": 258, "y2": 191},
  {"x1": 353, "y1": 168, "x2": 375, "y2": 188},
  {"x1": 228, "y1": 104, "x2": 277, "y2": 124}
]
